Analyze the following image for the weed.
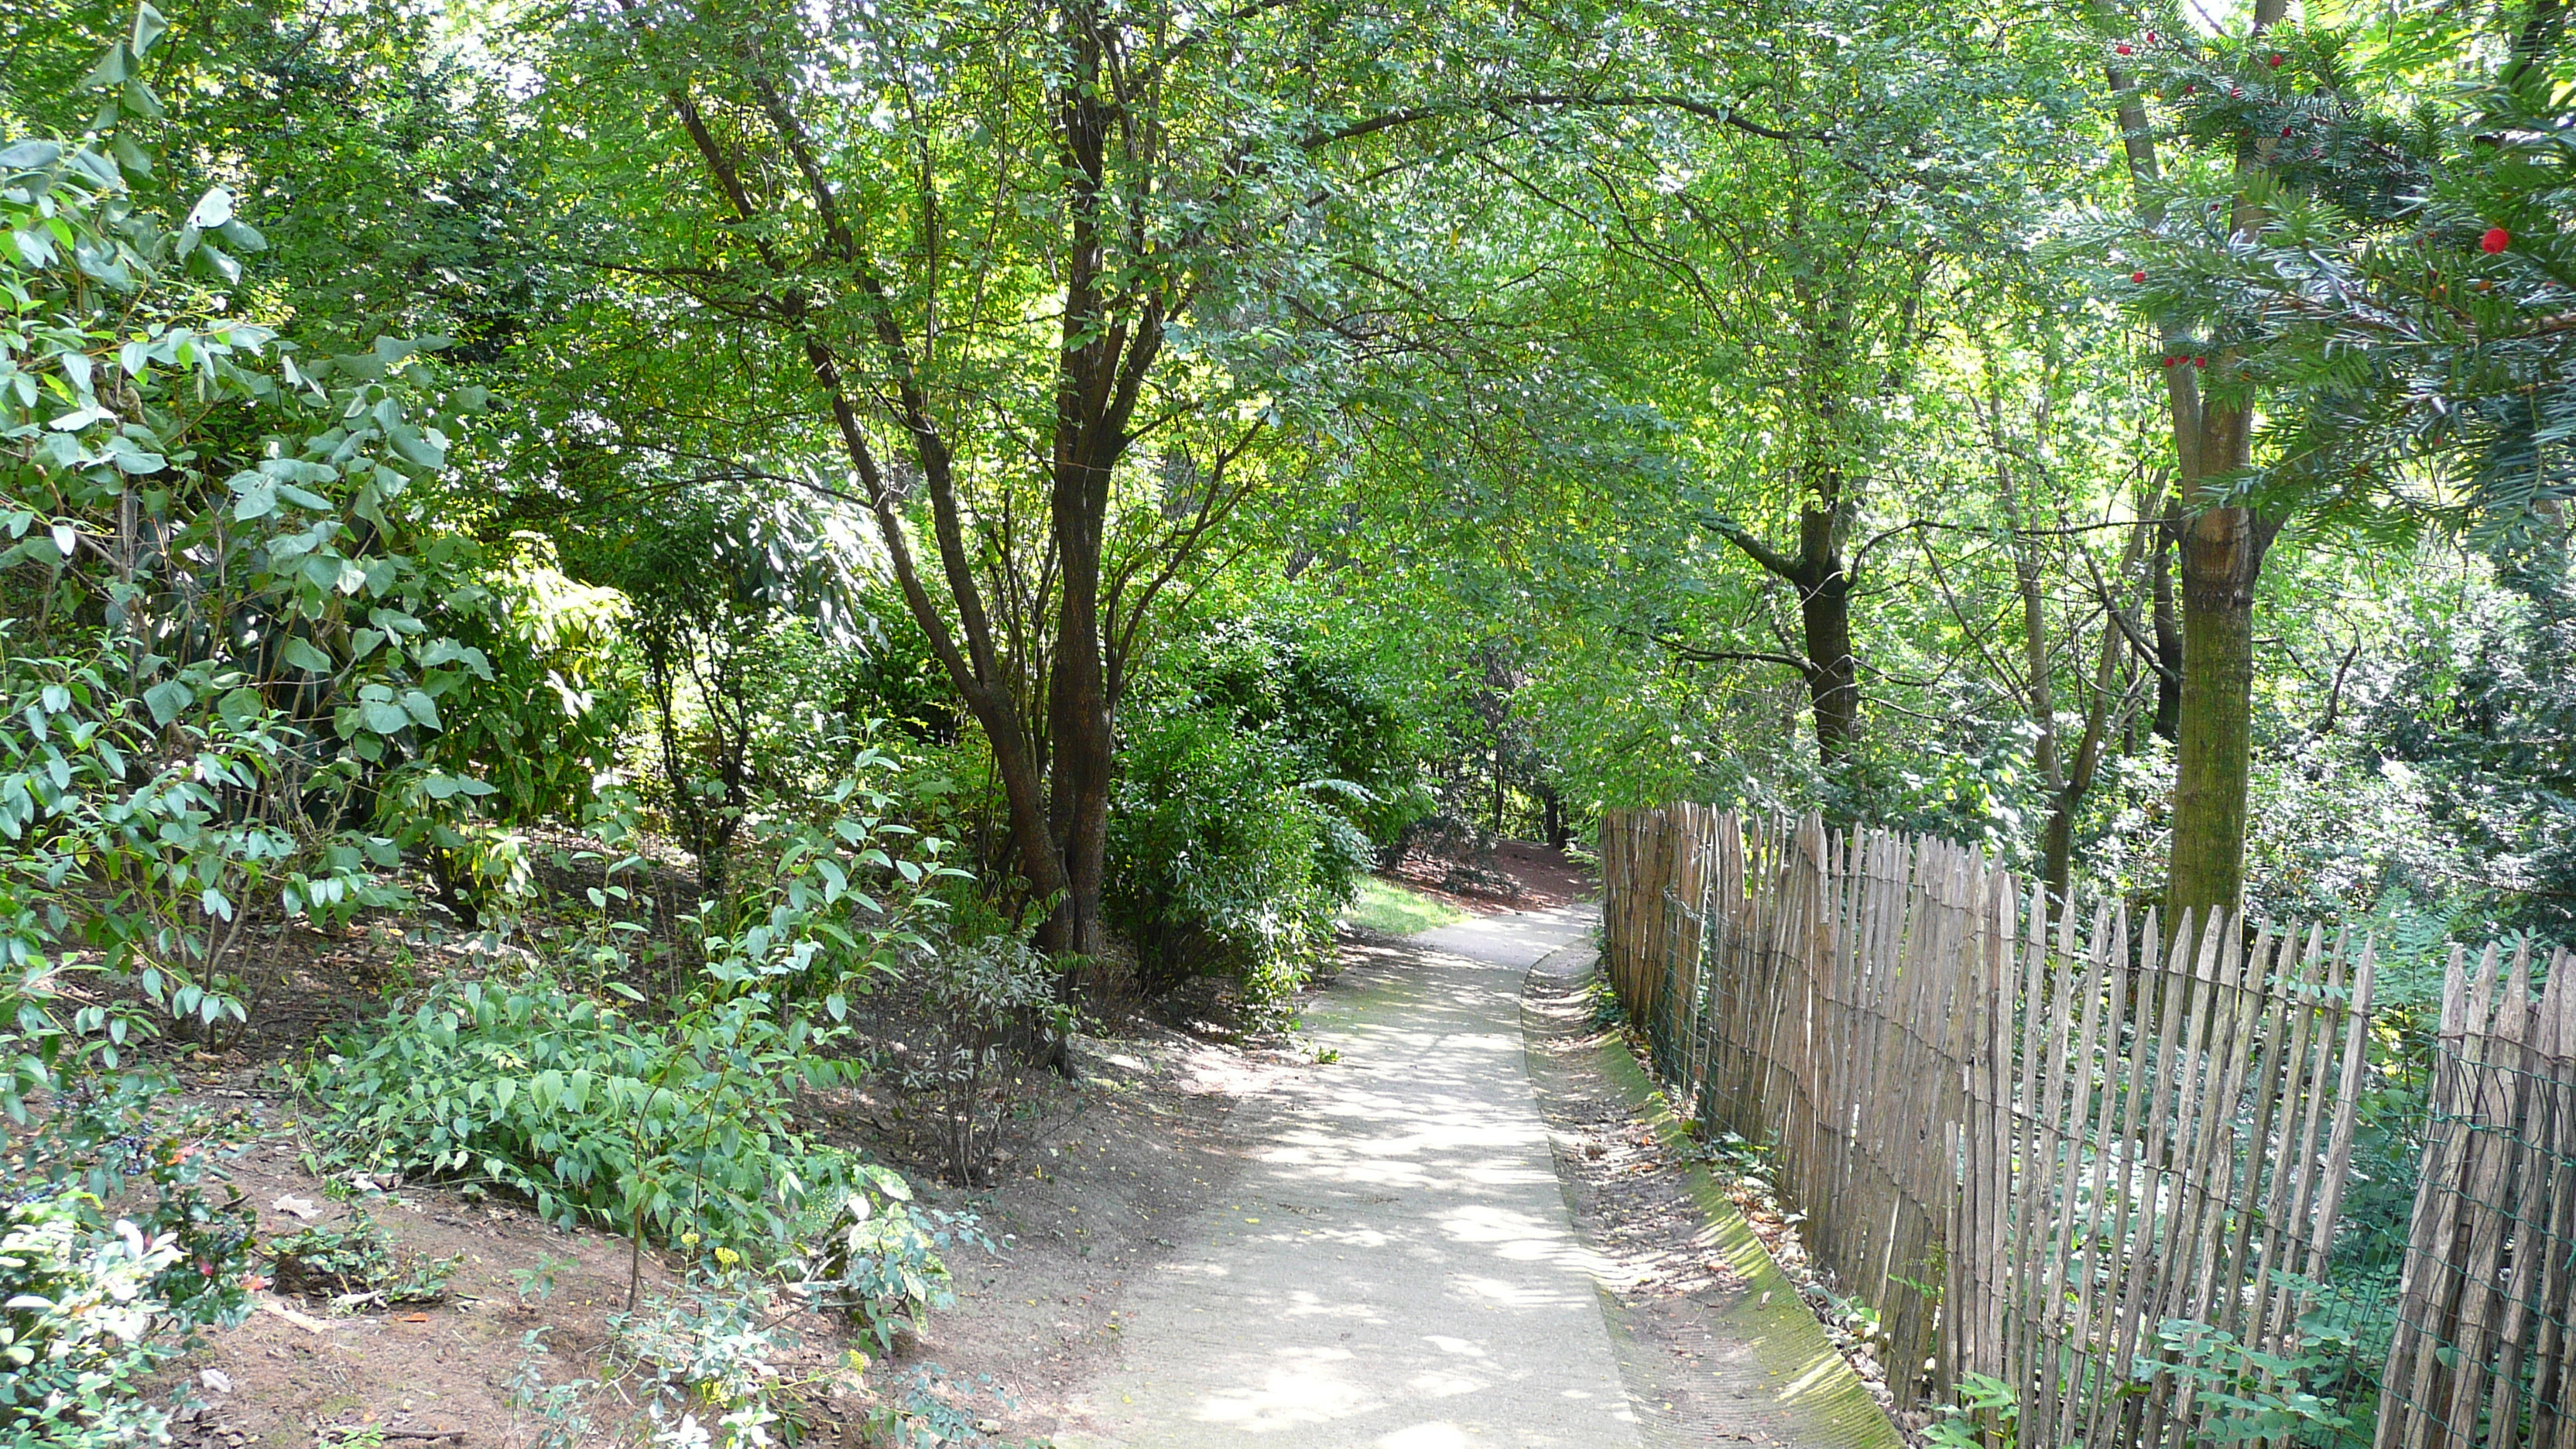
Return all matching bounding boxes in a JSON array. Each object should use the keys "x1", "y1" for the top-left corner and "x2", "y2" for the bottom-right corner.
[
  {"x1": 266, "y1": 1211, "x2": 456, "y2": 1309},
  {"x1": 510, "y1": 1252, "x2": 574, "y2": 1307},
  {"x1": 503, "y1": 1329, "x2": 594, "y2": 1449}
]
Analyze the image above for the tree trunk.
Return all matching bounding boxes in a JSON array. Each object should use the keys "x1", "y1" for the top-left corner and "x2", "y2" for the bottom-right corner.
[
  {"x1": 2150, "y1": 503, "x2": 2183, "y2": 742},
  {"x1": 1796, "y1": 535, "x2": 1862, "y2": 762},
  {"x1": 2102, "y1": 0, "x2": 2289, "y2": 926},
  {"x1": 2166, "y1": 462, "x2": 2276, "y2": 921}
]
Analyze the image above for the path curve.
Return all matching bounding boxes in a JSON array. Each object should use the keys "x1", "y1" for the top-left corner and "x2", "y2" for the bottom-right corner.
[{"x1": 1057, "y1": 906, "x2": 1639, "y2": 1448}]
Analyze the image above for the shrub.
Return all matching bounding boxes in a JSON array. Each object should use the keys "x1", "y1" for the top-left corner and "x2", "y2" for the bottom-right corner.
[
  {"x1": 266, "y1": 1211, "x2": 456, "y2": 1307},
  {"x1": 791, "y1": 1163, "x2": 988, "y2": 1354},
  {"x1": 610, "y1": 1268, "x2": 848, "y2": 1449},
  {"x1": 0, "y1": 1113, "x2": 258, "y2": 1447},
  {"x1": 897, "y1": 916, "x2": 1062, "y2": 1184},
  {"x1": 1107, "y1": 702, "x2": 1349, "y2": 1007},
  {"x1": 306, "y1": 976, "x2": 861, "y2": 1256},
  {"x1": 304, "y1": 762, "x2": 962, "y2": 1266}
]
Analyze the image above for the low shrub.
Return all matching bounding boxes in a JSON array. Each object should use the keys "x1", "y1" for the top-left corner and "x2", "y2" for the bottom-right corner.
[
  {"x1": 610, "y1": 1267, "x2": 851, "y2": 1449},
  {"x1": 304, "y1": 761, "x2": 961, "y2": 1260},
  {"x1": 792, "y1": 1163, "x2": 988, "y2": 1354},
  {"x1": 897, "y1": 915, "x2": 1063, "y2": 1185},
  {"x1": 305, "y1": 977, "x2": 860, "y2": 1255},
  {"x1": 266, "y1": 1211, "x2": 457, "y2": 1307}
]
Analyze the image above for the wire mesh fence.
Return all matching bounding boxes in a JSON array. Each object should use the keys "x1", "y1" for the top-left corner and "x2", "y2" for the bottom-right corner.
[{"x1": 1598, "y1": 804, "x2": 2573, "y2": 1447}]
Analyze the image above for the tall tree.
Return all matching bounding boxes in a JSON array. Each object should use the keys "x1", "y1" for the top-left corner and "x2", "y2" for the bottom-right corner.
[
  {"x1": 2096, "y1": 1, "x2": 2294, "y2": 922},
  {"x1": 521, "y1": 0, "x2": 1768, "y2": 954}
]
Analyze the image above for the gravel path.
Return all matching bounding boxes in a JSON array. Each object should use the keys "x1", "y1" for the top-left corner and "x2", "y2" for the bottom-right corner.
[{"x1": 1057, "y1": 906, "x2": 1642, "y2": 1448}]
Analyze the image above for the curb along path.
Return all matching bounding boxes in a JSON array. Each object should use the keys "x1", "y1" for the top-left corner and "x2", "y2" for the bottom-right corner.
[
  {"x1": 1520, "y1": 941, "x2": 1908, "y2": 1449},
  {"x1": 1057, "y1": 906, "x2": 1641, "y2": 1448}
]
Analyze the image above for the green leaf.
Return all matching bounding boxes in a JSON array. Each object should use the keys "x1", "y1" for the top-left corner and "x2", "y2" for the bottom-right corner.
[
  {"x1": 81, "y1": 43, "x2": 132, "y2": 90},
  {"x1": 130, "y1": 3, "x2": 166, "y2": 55},
  {"x1": 231, "y1": 478, "x2": 278, "y2": 520},
  {"x1": 279, "y1": 637, "x2": 334, "y2": 673},
  {"x1": 142, "y1": 679, "x2": 191, "y2": 725},
  {"x1": 421, "y1": 772, "x2": 495, "y2": 800},
  {"x1": 186, "y1": 188, "x2": 234, "y2": 231}
]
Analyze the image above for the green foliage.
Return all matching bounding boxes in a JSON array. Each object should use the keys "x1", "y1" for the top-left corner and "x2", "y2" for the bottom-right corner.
[
  {"x1": 610, "y1": 1268, "x2": 851, "y2": 1449},
  {"x1": 265, "y1": 1211, "x2": 456, "y2": 1307},
  {"x1": 305, "y1": 760, "x2": 961, "y2": 1252},
  {"x1": 792, "y1": 1163, "x2": 986, "y2": 1355},
  {"x1": 2150, "y1": 1317, "x2": 2353, "y2": 1445},
  {"x1": 1106, "y1": 612, "x2": 1406, "y2": 1005},
  {"x1": 0, "y1": 1128, "x2": 256, "y2": 1447},
  {"x1": 1923, "y1": 1372, "x2": 2019, "y2": 1449},
  {"x1": 306, "y1": 975, "x2": 861, "y2": 1253},
  {"x1": 0, "y1": 1194, "x2": 190, "y2": 1448},
  {"x1": 1108, "y1": 700, "x2": 1361, "y2": 1009},
  {"x1": 896, "y1": 913, "x2": 1062, "y2": 1185}
]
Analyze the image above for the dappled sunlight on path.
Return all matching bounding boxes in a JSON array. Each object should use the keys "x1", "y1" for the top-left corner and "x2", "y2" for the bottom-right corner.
[{"x1": 1058, "y1": 906, "x2": 1640, "y2": 1447}]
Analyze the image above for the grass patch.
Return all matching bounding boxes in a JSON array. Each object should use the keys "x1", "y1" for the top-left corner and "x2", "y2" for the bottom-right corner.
[{"x1": 1341, "y1": 875, "x2": 1472, "y2": 935}]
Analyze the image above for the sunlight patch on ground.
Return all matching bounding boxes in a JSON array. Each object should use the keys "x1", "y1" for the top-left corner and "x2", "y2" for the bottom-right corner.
[{"x1": 1341, "y1": 877, "x2": 1472, "y2": 935}]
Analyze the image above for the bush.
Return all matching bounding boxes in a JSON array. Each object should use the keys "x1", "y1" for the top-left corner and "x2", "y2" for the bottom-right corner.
[
  {"x1": 791, "y1": 1163, "x2": 988, "y2": 1353},
  {"x1": 896, "y1": 915, "x2": 1061, "y2": 1185},
  {"x1": 304, "y1": 762, "x2": 962, "y2": 1262},
  {"x1": 1108, "y1": 701, "x2": 1366, "y2": 1009},
  {"x1": 0, "y1": 1079, "x2": 258, "y2": 1447},
  {"x1": 307, "y1": 976, "x2": 861, "y2": 1255},
  {"x1": 1105, "y1": 610, "x2": 1426, "y2": 1011},
  {"x1": 610, "y1": 1268, "x2": 850, "y2": 1449},
  {"x1": 265, "y1": 1211, "x2": 457, "y2": 1307}
]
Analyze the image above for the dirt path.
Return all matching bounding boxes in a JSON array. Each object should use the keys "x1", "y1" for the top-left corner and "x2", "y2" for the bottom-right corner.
[
  {"x1": 1521, "y1": 944, "x2": 1906, "y2": 1449},
  {"x1": 1053, "y1": 906, "x2": 1643, "y2": 1448}
]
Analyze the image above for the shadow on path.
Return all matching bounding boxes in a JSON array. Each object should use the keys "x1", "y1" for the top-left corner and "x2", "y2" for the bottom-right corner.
[{"x1": 1057, "y1": 906, "x2": 1639, "y2": 1448}]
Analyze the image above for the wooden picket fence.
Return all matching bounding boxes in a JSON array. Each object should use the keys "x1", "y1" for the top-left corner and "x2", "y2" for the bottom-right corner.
[
  {"x1": 2376, "y1": 941, "x2": 2576, "y2": 1449},
  {"x1": 1596, "y1": 806, "x2": 2574, "y2": 1446}
]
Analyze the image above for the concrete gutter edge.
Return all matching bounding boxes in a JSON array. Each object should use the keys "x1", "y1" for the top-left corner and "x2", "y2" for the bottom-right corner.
[{"x1": 1532, "y1": 940, "x2": 1909, "y2": 1449}]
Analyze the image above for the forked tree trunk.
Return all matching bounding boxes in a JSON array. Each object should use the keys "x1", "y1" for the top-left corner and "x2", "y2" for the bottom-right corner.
[{"x1": 2102, "y1": 0, "x2": 2290, "y2": 925}]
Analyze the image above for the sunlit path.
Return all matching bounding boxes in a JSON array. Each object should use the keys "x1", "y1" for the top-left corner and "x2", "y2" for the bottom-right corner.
[{"x1": 1058, "y1": 906, "x2": 1638, "y2": 1448}]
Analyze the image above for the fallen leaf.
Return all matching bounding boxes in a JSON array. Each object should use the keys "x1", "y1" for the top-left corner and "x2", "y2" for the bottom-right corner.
[
  {"x1": 272, "y1": 1194, "x2": 321, "y2": 1221},
  {"x1": 402, "y1": 1313, "x2": 430, "y2": 1323}
]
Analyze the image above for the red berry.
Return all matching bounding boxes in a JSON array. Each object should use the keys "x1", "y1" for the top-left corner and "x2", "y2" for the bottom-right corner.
[
  {"x1": 2192, "y1": 356, "x2": 2208, "y2": 368},
  {"x1": 2132, "y1": 269, "x2": 2147, "y2": 283},
  {"x1": 2146, "y1": 30, "x2": 2160, "y2": 43},
  {"x1": 2117, "y1": 42, "x2": 2133, "y2": 54},
  {"x1": 2162, "y1": 357, "x2": 2177, "y2": 368},
  {"x1": 2482, "y1": 226, "x2": 2511, "y2": 254},
  {"x1": 2232, "y1": 87, "x2": 2244, "y2": 98},
  {"x1": 2268, "y1": 53, "x2": 2284, "y2": 67},
  {"x1": 2282, "y1": 126, "x2": 2294, "y2": 137}
]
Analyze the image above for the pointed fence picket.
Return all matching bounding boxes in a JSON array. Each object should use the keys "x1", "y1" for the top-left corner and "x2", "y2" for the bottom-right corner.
[
  {"x1": 1591, "y1": 805, "x2": 2565, "y2": 1445},
  {"x1": 2373, "y1": 941, "x2": 2576, "y2": 1449}
]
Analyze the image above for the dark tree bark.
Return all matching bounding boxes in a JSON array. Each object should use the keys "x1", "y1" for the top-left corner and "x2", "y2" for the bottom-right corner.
[
  {"x1": 2150, "y1": 502, "x2": 2183, "y2": 742},
  {"x1": 1713, "y1": 476, "x2": 1859, "y2": 764}
]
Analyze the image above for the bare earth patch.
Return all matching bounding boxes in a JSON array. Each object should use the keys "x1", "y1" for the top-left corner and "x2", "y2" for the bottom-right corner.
[{"x1": 152, "y1": 1002, "x2": 1313, "y2": 1447}]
